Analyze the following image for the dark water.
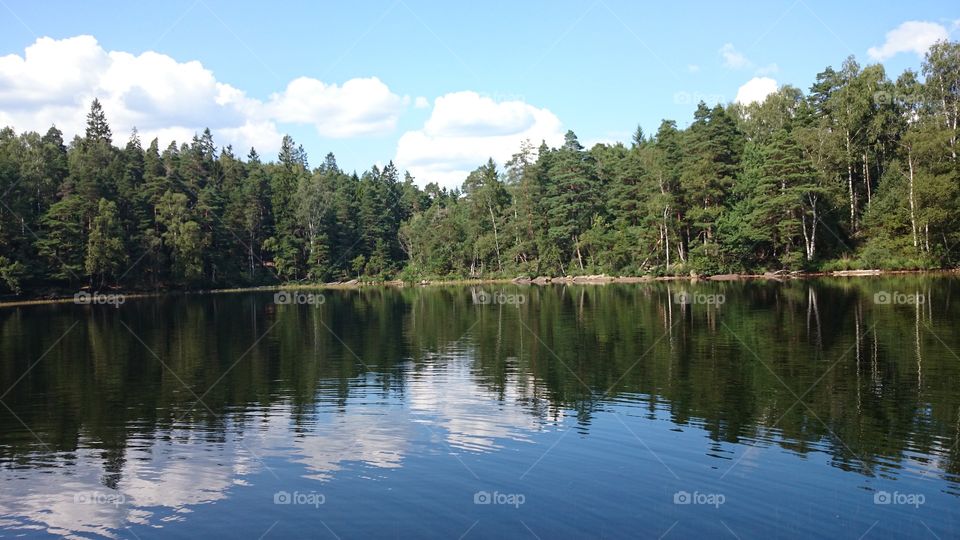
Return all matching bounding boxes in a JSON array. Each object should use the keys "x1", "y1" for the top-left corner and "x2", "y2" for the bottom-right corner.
[{"x1": 1, "y1": 278, "x2": 959, "y2": 539}]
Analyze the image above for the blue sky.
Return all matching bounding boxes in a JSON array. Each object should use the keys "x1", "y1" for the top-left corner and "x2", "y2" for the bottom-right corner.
[{"x1": 0, "y1": 0, "x2": 957, "y2": 187}]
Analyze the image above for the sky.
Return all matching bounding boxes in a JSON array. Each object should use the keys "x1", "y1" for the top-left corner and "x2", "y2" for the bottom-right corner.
[{"x1": 0, "y1": 0, "x2": 957, "y2": 188}]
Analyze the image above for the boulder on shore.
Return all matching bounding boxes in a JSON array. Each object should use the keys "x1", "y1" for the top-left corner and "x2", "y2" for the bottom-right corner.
[
  {"x1": 831, "y1": 269, "x2": 882, "y2": 276},
  {"x1": 573, "y1": 274, "x2": 613, "y2": 283},
  {"x1": 707, "y1": 273, "x2": 743, "y2": 281}
]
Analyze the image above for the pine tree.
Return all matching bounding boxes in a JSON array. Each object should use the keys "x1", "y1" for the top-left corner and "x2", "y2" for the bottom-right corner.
[
  {"x1": 85, "y1": 99, "x2": 112, "y2": 144},
  {"x1": 542, "y1": 130, "x2": 600, "y2": 273},
  {"x1": 85, "y1": 198, "x2": 128, "y2": 286},
  {"x1": 266, "y1": 135, "x2": 307, "y2": 279}
]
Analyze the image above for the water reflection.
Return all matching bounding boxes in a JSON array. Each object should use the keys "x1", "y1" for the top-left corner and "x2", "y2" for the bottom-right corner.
[{"x1": 0, "y1": 278, "x2": 958, "y2": 537}]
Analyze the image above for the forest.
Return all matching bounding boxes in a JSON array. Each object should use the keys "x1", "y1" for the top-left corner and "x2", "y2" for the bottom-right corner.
[{"x1": 0, "y1": 40, "x2": 958, "y2": 295}]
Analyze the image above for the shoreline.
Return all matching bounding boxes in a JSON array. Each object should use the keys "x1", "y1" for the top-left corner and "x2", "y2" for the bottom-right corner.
[{"x1": 1, "y1": 268, "x2": 956, "y2": 308}]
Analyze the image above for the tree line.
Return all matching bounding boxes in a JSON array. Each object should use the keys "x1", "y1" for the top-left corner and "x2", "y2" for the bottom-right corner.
[{"x1": 0, "y1": 40, "x2": 958, "y2": 295}]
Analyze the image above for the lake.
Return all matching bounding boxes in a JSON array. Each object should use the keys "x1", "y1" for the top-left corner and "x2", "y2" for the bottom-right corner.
[{"x1": 0, "y1": 279, "x2": 958, "y2": 539}]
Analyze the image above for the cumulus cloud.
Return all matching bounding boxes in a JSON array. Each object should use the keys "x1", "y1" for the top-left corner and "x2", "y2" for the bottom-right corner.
[
  {"x1": 719, "y1": 43, "x2": 751, "y2": 69},
  {"x1": 414, "y1": 96, "x2": 430, "y2": 109},
  {"x1": 867, "y1": 21, "x2": 949, "y2": 60},
  {"x1": 735, "y1": 77, "x2": 778, "y2": 105},
  {"x1": 395, "y1": 91, "x2": 564, "y2": 189},
  {"x1": 0, "y1": 35, "x2": 407, "y2": 154},
  {"x1": 0, "y1": 36, "x2": 105, "y2": 107},
  {"x1": 265, "y1": 77, "x2": 404, "y2": 138}
]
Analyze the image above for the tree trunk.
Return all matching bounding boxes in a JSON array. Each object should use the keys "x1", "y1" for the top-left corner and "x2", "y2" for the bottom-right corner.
[
  {"x1": 864, "y1": 151, "x2": 871, "y2": 205},
  {"x1": 663, "y1": 206, "x2": 670, "y2": 269},
  {"x1": 846, "y1": 131, "x2": 857, "y2": 232},
  {"x1": 574, "y1": 235, "x2": 584, "y2": 271},
  {"x1": 249, "y1": 231, "x2": 256, "y2": 279},
  {"x1": 938, "y1": 75, "x2": 957, "y2": 160},
  {"x1": 908, "y1": 147, "x2": 918, "y2": 249},
  {"x1": 811, "y1": 203, "x2": 817, "y2": 259},
  {"x1": 801, "y1": 194, "x2": 818, "y2": 260},
  {"x1": 488, "y1": 204, "x2": 503, "y2": 272}
]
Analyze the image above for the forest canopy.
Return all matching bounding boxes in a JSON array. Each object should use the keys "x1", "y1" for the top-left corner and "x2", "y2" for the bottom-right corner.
[{"x1": 0, "y1": 40, "x2": 959, "y2": 295}]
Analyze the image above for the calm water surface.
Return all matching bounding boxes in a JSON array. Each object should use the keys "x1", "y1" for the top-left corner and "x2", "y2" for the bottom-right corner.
[{"x1": 0, "y1": 279, "x2": 958, "y2": 539}]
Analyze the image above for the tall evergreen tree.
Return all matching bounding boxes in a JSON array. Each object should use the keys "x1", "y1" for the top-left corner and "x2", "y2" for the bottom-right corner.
[{"x1": 85, "y1": 198, "x2": 127, "y2": 286}]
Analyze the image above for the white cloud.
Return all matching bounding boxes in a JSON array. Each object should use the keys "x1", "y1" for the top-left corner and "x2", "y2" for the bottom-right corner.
[
  {"x1": 718, "y1": 43, "x2": 779, "y2": 76},
  {"x1": 735, "y1": 77, "x2": 778, "y2": 105},
  {"x1": 395, "y1": 91, "x2": 564, "y2": 189},
  {"x1": 414, "y1": 96, "x2": 430, "y2": 109},
  {"x1": 867, "y1": 21, "x2": 949, "y2": 60},
  {"x1": 719, "y1": 43, "x2": 751, "y2": 69},
  {"x1": 218, "y1": 120, "x2": 283, "y2": 156},
  {"x1": 687, "y1": 64, "x2": 701, "y2": 73},
  {"x1": 265, "y1": 76, "x2": 405, "y2": 138},
  {"x1": 0, "y1": 36, "x2": 105, "y2": 107},
  {"x1": 0, "y1": 35, "x2": 408, "y2": 155}
]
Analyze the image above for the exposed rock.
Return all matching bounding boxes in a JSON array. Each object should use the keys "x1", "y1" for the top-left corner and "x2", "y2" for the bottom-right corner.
[
  {"x1": 831, "y1": 269, "x2": 882, "y2": 276},
  {"x1": 708, "y1": 273, "x2": 744, "y2": 281},
  {"x1": 573, "y1": 274, "x2": 613, "y2": 283},
  {"x1": 615, "y1": 276, "x2": 653, "y2": 283}
]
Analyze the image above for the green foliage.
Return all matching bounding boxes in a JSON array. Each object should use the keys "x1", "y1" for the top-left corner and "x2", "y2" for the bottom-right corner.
[
  {"x1": 0, "y1": 256, "x2": 25, "y2": 293},
  {"x1": 85, "y1": 198, "x2": 127, "y2": 285},
  {"x1": 35, "y1": 195, "x2": 87, "y2": 282}
]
